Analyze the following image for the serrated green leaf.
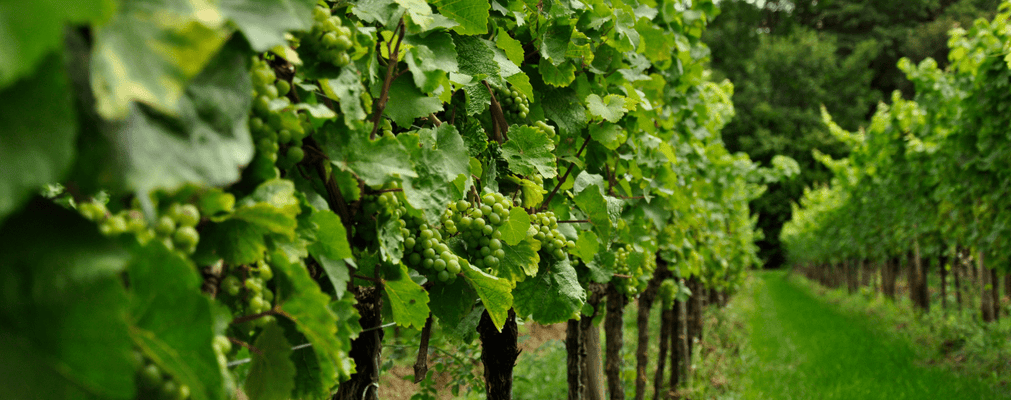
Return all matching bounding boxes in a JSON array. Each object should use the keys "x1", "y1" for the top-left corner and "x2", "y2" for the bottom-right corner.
[
  {"x1": 401, "y1": 125, "x2": 471, "y2": 221},
  {"x1": 432, "y1": 0, "x2": 490, "y2": 35},
  {"x1": 517, "y1": 178, "x2": 548, "y2": 208},
  {"x1": 428, "y1": 278, "x2": 476, "y2": 330},
  {"x1": 461, "y1": 264, "x2": 513, "y2": 331},
  {"x1": 496, "y1": 30, "x2": 524, "y2": 66},
  {"x1": 315, "y1": 256, "x2": 351, "y2": 300},
  {"x1": 586, "y1": 94, "x2": 627, "y2": 122},
  {"x1": 74, "y1": 39, "x2": 254, "y2": 195},
  {"x1": 91, "y1": 1, "x2": 231, "y2": 119},
  {"x1": 0, "y1": 200, "x2": 134, "y2": 400},
  {"x1": 574, "y1": 230, "x2": 599, "y2": 263},
  {"x1": 351, "y1": 0, "x2": 398, "y2": 24},
  {"x1": 405, "y1": 32, "x2": 459, "y2": 93},
  {"x1": 385, "y1": 73, "x2": 444, "y2": 126},
  {"x1": 307, "y1": 210, "x2": 353, "y2": 260},
  {"x1": 506, "y1": 72, "x2": 534, "y2": 100},
  {"x1": 129, "y1": 244, "x2": 223, "y2": 400},
  {"x1": 319, "y1": 122, "x2": 418, "y2": 186},
  {"x1": 573, "y1": 184, "x2": 612, "y2": 240},
  {"x1": 496, "y1": 237, "x2": 540, "y2": 282},
  {"x1": 539, "y1": 59, "x2": 577, "y2": 86},
  {"x1": 455, "y1": 35, "x2": 499, "y2": 81},
  {"x1": 384, "y1": 264, "x2": 431, "y2": 329},
  {"x1": 322, "y1": 68, "x2": 369, "y2": 127},
  {"x1": 513, "y1": 258, "x2": 585, "y2": 324},
  {"x1": 378, "y1": 214, "x2": 405, "y2": 263},
  {"x1": 540, "y1": 23, "x2": 572, "y2": 65},
  {"x1": 502, "y1": 125, "x2": 557, "y2": 179},
  {"x1": 0, "y1": 54, "x2": 75, "y2": 224},
  {"x1": 499, "y1": 207, "x2": 531, "y2": 246},
  {"x1": 397, "y1": 0, "x2": 435, "y2": 30},
  {"x1": 294, "y1": 102, "x2": 337, "y2": 119},
  {"x1": 220, "y1": 0, "x2": 314, "y2": 51},
  {"x1": 589, "y1": 123, "x2": 627, "y2": 150},
  {"x1": 246, "y1": 323, "x2": 296, "y2": 400},
  {"x1": 0, "y1": 0, "x2": 114, "y2": 88},
  {"x1": 272, "y1": 252, "x2": 360, "y2": 389},
  {"x1": 541, "y1": 86, "x2": 587, "y2": 137},
  {"x1": 196, "y1": 180, "x2": 301, "y2": 265}
]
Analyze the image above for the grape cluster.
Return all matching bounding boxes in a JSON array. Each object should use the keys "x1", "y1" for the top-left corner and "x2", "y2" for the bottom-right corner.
[
  {"x1": 657, "y1": 279, "x2": 677, "y2": 308},
  {"x1": 249, "y1": 57, "x2": 307, "y2": 170},
  {"x1": 402, "y1": 215, "x2": 466, "y2": 283},
  {"x1": 134, "y1": 353, "x2": 190, "y2": 400},
  {"x1": 532, "y1": 120, "x2": 556, "y2": 140},
  {"x1": 490, "y1": 82, "x2": 529, "y2": 119},
  {"x1": 448, "y1": 193, "x2": 515, "y2": 273},
  {"x1": 612, "y1": 245, "x2": 656, "y2": 296},
  {"x1": 307, "y1": 3, "x2": 355, "y2": 67},
  {"x1": 79, "y1": 201, "x2": 201, "y2": 254},
  {"x1": 526, "y1": 211, "x2": 574, "y2": 259},
  {"x1": 220, "y1": 261, "x2": 276, "y2": 325}
]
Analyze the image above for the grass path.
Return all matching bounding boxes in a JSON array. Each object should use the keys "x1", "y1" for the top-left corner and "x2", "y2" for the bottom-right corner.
[{"x1": 740, "y1": 270, "x2": 1005, "y2": 399}]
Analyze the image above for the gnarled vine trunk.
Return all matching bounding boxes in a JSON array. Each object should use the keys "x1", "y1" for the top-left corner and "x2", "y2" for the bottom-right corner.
[
  {"x1": 334, "y1": 287, "x2": 383, "y2": 400},
  {"x1": 478, "y1": 309, "x2": 519, "y2": 399},
  {"x1": 567, "y1": 319, "x2": 583, "y2": 400},
  {"x1": 939, "y1": 254, "x2": 949, "y2": 311},
  {"x1": 654, "y1": 307, "x2": 672, "y2": 400},
  {"x1": 604, "y1": 283, "x2": 628, "y2": 400},
  {"x1": 634, "y1": 265, "x2": 670, "y2": 400}
]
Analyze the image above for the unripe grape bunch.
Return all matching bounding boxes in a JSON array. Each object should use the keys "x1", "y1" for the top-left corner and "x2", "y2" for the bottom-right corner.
[
  {"x1": 527, "y1": 211, "x2": 575, "y2": 260},
  {"x1": 490, "y1": 81, "x2": 529, "y2": 120},
  {"x1": 134, "y1": 351, "x2": 191, "y2": 400},
  {"x1": 447, "y1": 193, "x2": 515, "y2": 274},
  {"x1": 531, "y1": 120, "x2": 556, "y2": 140},
  {"x1": 305, "y1": 2, "x2": 356, "y2": 67},
  {"x1": 613, "y1": 244, "x2": 656, "y2": 296},
  {"x1": 249, "y1": 57, "x2": 307, "y2": 170},
  {"x1": 220, "y1": 261, "x2": 276, "y2": 326},
  {"x1": 79, "y1": 201, "x2": 201, "y2": 255}
]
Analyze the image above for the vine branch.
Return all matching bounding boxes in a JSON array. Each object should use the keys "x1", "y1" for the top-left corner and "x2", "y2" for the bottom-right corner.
[
  {"x1": 539, "y1": 133, "x2": 592, "y2": 211},
  {"x1": 369, "y1": 19, "x2": 406, "y2": 140}
]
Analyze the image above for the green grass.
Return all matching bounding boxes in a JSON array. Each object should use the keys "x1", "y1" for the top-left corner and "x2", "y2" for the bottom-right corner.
[{"x1": 742, "y1": 270, "x2": 1009, "y2": 400}]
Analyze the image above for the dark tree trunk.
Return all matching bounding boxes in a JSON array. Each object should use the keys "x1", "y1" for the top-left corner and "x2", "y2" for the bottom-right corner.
[
  {"x1": 939, "y1": 255, "x2": 949, "y2": 311},
  {"x1": 604, "y1": 283, "x2": 628, "y2": 400},
  {"x1": 634, "y1": 265, "x2": 670, "y2": 400},
  {"x1": 910, "y1": 246, "x2": 929, "y2": 312},
  {"x1": 991, "y1": 268, "x2": 1000, "y2": 321},
  {"x1": 581, "y1": 284, "x2": 606, "y2": 400},
  {"x1": 860, "y1": 259, "x2": 870, "y2": 288},
  {"x1": 654, "y1": 308, "x2": 672, "y2": 400},
  {"x1": 882, "y1": 258, "x2": 897, "y2": 300},
  {"x1": 334, "y1": 287, "x2": 383, "y2": 400},
  {"x1": 686, "y1": 277, "x2": 704, "y2": 365},
  {"x1": 670, "y1": 297, "x2": 688, "y2": 398},
  {"x1": 980, "y1": 252, "x2": 995, "y2": 323},
  {"x1": 1005, "y1": 271, "x2": 1011, "y2": 317},
  {"x1": 954, "y1": 250, "x2": 963, "y2": 312},
  {"x1": 478, "y1": 309, "x2": 520, "y2": 399},
  {"x1": 567, "y1": 319, "x2": 583, "y2": 400}
]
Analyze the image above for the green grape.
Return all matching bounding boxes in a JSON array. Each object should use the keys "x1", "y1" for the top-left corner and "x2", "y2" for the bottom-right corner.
[
  {"x1": 222, "y1": 275, "x2": 242, "y2": 296},
  {"x1": 172, "y1": 226, "x2": 199, "y2": 254},
  {"x1": 155, "y1": 216, "x2": 176, "y2": 237},
  {"x1": 139, "y1": 364, "x2": 163, "y2": 389},
  {"x1": 78, "y1": 201, "x2": 108, "y2": 221},
  {"x1": 171, "y1": 204, "x2": 200, "y2": 228}
]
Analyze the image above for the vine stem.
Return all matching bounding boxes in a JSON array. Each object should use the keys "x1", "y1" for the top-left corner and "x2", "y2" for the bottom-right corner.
[
  {"x1": 540, "y1": 133, "x2": 592, "y2": 212},
  {"x1": 369, "y1": 19, "x2": 406, "y2": 140},
  {"x1": 412, "y1": 314, "x2": 434, "y2": 383},
  {"x1": 483, "y1": 81, "x2": 509, "y2": 143},
  {"x1": 558, "y1": 219, "x2": 590, "y2": 223},
  {"x1": 227, "y1": 337, "x2": 263, "y2": 356}
]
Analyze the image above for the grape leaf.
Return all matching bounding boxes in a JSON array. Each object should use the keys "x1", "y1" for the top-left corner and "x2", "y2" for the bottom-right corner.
[
  {"x1": 272, "y1": 251, "x2": 361, "y2": 390},
  {"x1": 220, "y1": 0, "x2": 315, "y2": 51},
  {"x1": 246, "y1": 323, "x2": 296, "y2": 400},
  {"x1": 378, "y1": 214, "x2": 405, "y2": 264},
  {"x1": 501, "y1": 125, "x2": 558, "y2": 179},
  {"x1": 0, "y1": 200, "x2": 134, "y2": 400},
  {"x1": 196, "y1": 179, "x2": 301, "y2": 265},
  {"x1": 428, "y1": 278, "x2": 476, "y2": 330},
  {"x1": 541, "y1": 86, "x2": 587, "y2": 137},
  {"x1": 0, "y1": 54, "x2": 76, "y2": 224},
  {"x1": 404, "y1": 32, "x2": 459, "y2": 93},
  {"x1": 589, "y1": 123, "x2": 627, "y2": 150},
  {"x1": 384, "y1": 74, "x2": 445, "y2": 128},
  {"x1": 586, "y1": 94, "x2": 627, "y2": 122},
  {"x1": 351, "y1": 0, "x2": 399, "y2": 24},
  {"x1": 495, "y1": 30, "x2": 524, "y2": 66},
  {"x1": 74, "y1": 39, "x2": 254, "y2": 195},
  {"x1": 432, "y1": 0, "x2": 490, "y2": 35},
  {"x1": 496, "y1": 237, "x2": 541, "y2": 282},
  {"x1": 513, "y1": 258, "x2": 585, "y2": 324},
  {"x1": 383, "y1": 264, "x2": 431, "y2": 329},
  {"x1": 128, "y1": 244, "x2": 224, "y2": 400},
  {"x1": 307, "y1": 209, "x2": 353, "y2": 260},
  {"x1": 573, "y1": 184, "x2": 612, "y2": 241},
  {"x1": 461, "y1": 264, "x2": 514, "y2": 331},
  {"x1": 322, "y1": 67, "x2": 369, "y2": 128},
  {"x1": 397, "y1": 0, "x2": 435, "y2": 31},
  {"x1": 90, "y1": 0, "x2": 231, "y2": 119},
  {"x1": 498, "y1": 207, "x2": 531, "y2": 246},
  {"x1": 540, "y1": 22, "x2": 572, "y2": 65},
  {"x1": 0, "y1": 0, "x2": 114, "y2": 88},
  {"x1": 400, "y1": 125, "x2": 471, "y2": 221},
  {"x1": 539, "y1": 59, "x2": 577, "y2": 87},
  {"x1": 318, "y1": 121, "x2": 418, "y2": 187},
  {"x1": 574, "y1": 230, "x2": 599, "y2": 263}
]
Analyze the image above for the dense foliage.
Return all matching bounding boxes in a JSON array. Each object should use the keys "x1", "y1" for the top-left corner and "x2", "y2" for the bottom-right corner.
[
  {"x1": 782, "y1": 2, "x2": 1011, "y2": 303},
  {"x1": 0, "y1": 0, "x2": 792, "y2": 398}
]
